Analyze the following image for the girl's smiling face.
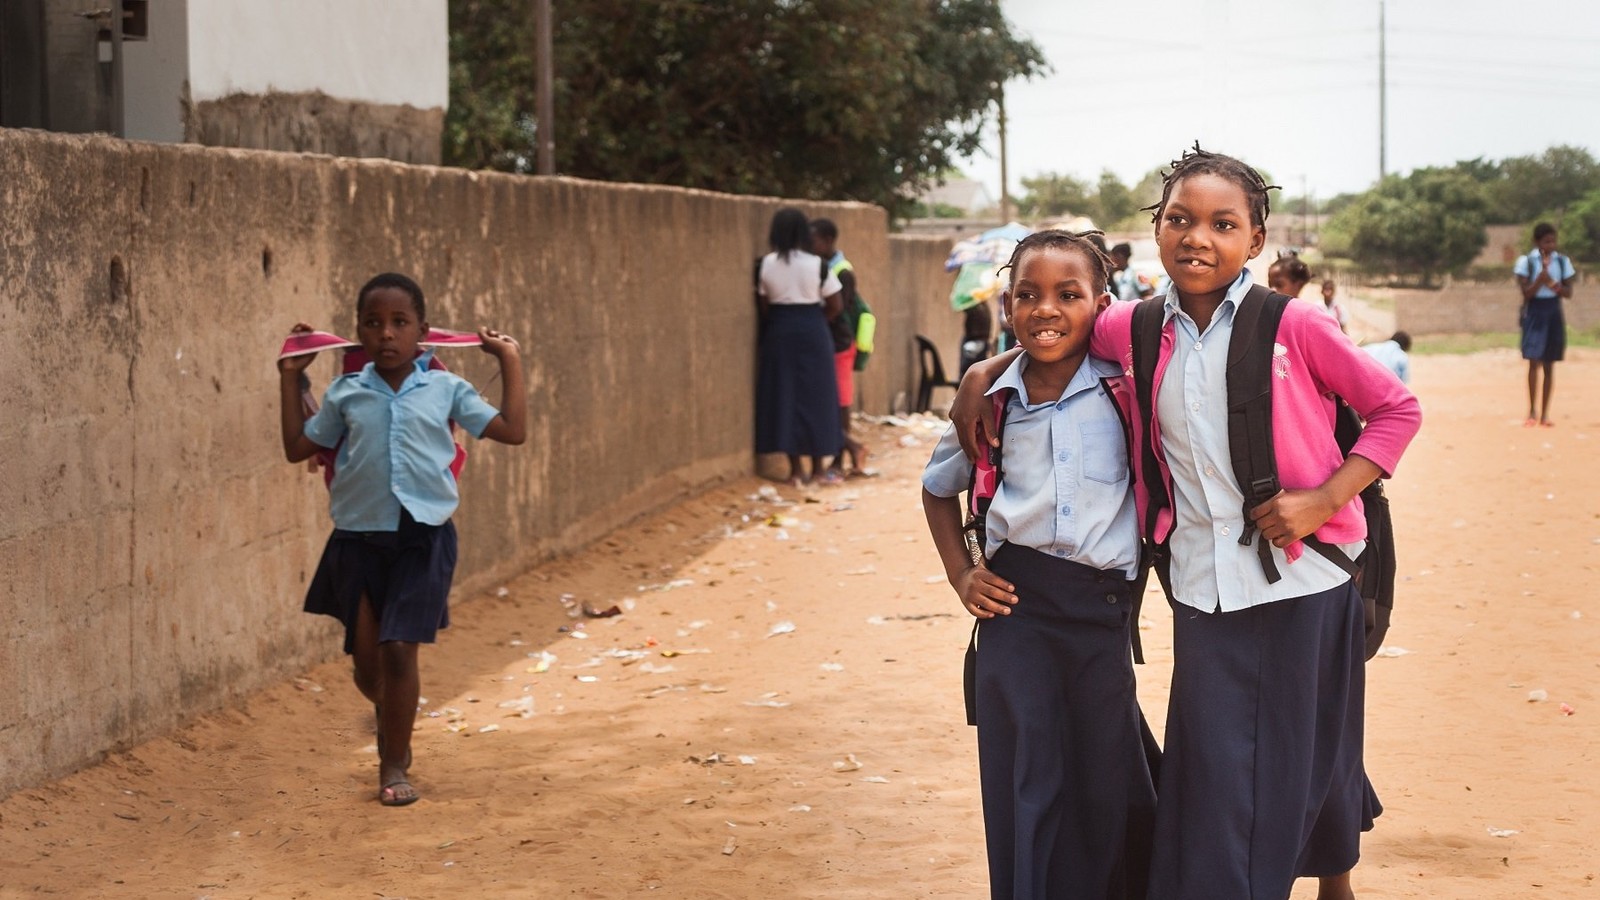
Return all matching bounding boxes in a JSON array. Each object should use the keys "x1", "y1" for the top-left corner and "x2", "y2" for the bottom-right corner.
[
  {"x1": 1156, "y1": 172, "x2": 1266, "y2": 306},
  {"x1": 1003, "y1": 244, "x2": 1107, "y2": 368}
]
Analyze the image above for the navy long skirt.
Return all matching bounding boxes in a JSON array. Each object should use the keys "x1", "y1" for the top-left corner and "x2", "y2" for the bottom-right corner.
[
  {"x1": 755, "y1": 304, "x2": 843, "y2": 457},
  {"x1": 1521, "y1": 295, "x2": 1566, "y2": 361},
  {"x1": 1148, "y1": 580, "x2": 1376, "y2": 899},
  {"x1": 975, "y1": 544, "x2": 1158, "y2": 900}
]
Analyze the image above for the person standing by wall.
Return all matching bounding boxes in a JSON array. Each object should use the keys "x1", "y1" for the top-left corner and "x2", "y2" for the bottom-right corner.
[
  {"x1": 808, "y1": 218, "x2": 869, "y2": 480},
  {"x1": 1515, "y1": 223, "x2": 1577, "y2": 428},
  {"x1": 756, "y1": 208, "x2": 845, "y2": 485}
]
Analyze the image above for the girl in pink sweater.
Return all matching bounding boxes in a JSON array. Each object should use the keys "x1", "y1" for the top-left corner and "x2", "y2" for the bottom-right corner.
[{"x1": 952, "y1": 146, "x2": 1420, "y2": 900}]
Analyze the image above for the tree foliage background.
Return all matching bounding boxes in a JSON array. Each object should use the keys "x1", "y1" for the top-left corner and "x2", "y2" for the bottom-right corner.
[{"x1": 445, "y1": 0, "x2": 1045, "y2": 214}]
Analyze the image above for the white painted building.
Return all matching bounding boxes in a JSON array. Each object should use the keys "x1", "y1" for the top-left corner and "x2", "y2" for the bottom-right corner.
[{"x1": 3, "y1": 0, "x2": 448, "y2": 163}]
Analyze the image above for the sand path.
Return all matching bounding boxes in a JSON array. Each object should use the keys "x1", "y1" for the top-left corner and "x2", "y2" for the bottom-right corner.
[{"x1": 2, "y1": 349, "x2": 1597, "y2": 899}]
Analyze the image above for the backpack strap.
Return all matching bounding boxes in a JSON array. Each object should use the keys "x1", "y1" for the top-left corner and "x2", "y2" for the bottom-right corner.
[
  {"x1": 1129, "y1": 297, "x2": 1168, "y2": 540},
  {"x1": 964, "y1": 389, "x2": 1014, "y2": 543},
  {"x1": 1226, "y1": 284, "x2": 1292, "y2": 583}
]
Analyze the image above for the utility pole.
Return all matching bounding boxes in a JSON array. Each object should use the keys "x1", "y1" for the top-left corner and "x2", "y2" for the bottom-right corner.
[
  {"x1": 535, "y1": 0, "x2": 554, "y2": 175},
  {"x1": 1378, "y1": 0, "x2": 1387, "y2": 180},
  {"x1": 997, "y1": 88, "x2": 1011, "y2": 224}
]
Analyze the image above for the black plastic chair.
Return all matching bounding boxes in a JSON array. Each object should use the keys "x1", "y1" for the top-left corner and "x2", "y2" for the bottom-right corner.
[{"x1": 915, "y1": 334, "x2": 960, "y2": 414}]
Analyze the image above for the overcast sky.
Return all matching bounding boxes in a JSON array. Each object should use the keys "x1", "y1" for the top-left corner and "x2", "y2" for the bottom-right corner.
[{"x1": 958, "y1": 0, "x2": 1600, "y2": 204}]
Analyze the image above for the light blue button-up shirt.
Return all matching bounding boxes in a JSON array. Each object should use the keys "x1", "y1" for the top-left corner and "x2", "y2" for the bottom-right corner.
[
  {"x1": 923, "y1": 353, "x2": 1140, "y2": 578},
  {"x1": 1513, "y1": 249, "x2": 1575, "y2": 300},
  {"x1": 1156, "y1": 271, "x2": 1363, "y2": 612},
  {"x1": 304, "y1": 353, "x2": 501, "y2": 531}
]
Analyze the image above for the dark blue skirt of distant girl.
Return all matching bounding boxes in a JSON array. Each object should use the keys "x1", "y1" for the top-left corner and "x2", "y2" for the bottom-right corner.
[
  {"x1": 755, "y1": 304, "x2": 844, "y2": 456},
  {"x1": 1520, "y1": 294, "x2": 1566, "y2": 362}
]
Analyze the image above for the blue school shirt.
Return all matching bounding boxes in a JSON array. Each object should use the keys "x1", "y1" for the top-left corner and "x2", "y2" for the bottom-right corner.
[
  {"x1": 922, "y1": 352, "x2": 1140, "y2": 577},
  {"x1": 304, "y1": 353, "x2": 501, "y2": 531},
  {"x1": 1362, "y1": 339, "x2": 1410, "y2": 384},
  {"x1": 1513, "y1": 249, "x2": 1575, "y2": 300},
  {"x1": 1157, "y1": 271, "x2": 1365, "y2": 613}
]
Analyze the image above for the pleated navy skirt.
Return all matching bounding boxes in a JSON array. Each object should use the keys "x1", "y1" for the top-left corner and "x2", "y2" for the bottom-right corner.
[
  {"x1": 1148, "y1": 579, "x2": 1377, "y2": 899},
  {"x1": 974, "y1": 543, "x2": 1158, "y2": 900},
  {"x1": 303, "y1": 509, "x2": 456, "y2": 653},
  {"x1": 1521, "y1": 295, "x2": 1566, "y2": 362},
  {"x1": 755, "y1": 304, "x2": 843, "y2": 457}
]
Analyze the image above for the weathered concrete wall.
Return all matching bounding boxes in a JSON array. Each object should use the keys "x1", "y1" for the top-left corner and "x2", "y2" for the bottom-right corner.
[
  {"x1": 1391, "y1": 279, "x2": 1594, "y2": 336},
  {"x1": 185, "y1": 92, "x2": 445, "y2": 166},
  {"x1": 0, "y1": 128, "x2": 921, "y2": 796},
  {"x1": 871, "y1": 237, "x2": 962, "y2": 414}
]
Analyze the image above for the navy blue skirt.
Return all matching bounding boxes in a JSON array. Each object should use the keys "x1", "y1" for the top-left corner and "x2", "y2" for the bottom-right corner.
[
  {"x1": 755, "y1": 304, "x2": 843, "y2": 457},
  {"x1": 1148, "y1": 580, "x2": 1376, "y2": 899},
  {"x1": 974, "y1": 544, "x2": 1157, "y2": 900},
  {"x1": 1521, "y1": 295, "x2": 1565, "y2": 361},
  {"x1": 304, "y1": 509, "x2": 456, "y2": 653}
]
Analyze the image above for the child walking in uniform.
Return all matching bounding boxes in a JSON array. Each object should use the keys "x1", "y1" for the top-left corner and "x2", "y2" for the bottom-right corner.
[
  {"x1": 278, "y1": 272, "x2": 526, "y2": 806},
  {"x1": 922, "y1": 231, "x2": 1156, "y2": 900},
  {"x1": 953, "y1": 147, "x2": 1421, "y2": 899}
]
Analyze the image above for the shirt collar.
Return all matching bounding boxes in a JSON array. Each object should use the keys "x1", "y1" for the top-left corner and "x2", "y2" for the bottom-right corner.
[
  {"x1": 356, "y1": 350, "x2": 435, "y2": 392},
  {"x1": 1161, "y1": 268, "x2": 1254, "y2": 324},
  {"x1": 991, "y1": 350, "x2": 1109, "y2": 408}
]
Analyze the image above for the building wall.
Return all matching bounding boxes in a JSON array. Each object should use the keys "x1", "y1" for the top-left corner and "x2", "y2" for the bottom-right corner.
[
  {"x1": 0, "y1": 129, "x2": 950, "y2": 798},
  {"x1": 186, "y1": 0, "x2": 447, "y2": 109},
  {"x1": 182, "y1": 0, "x2": 448, "y2": 163},
  {"x1": 1392, "y1": 280, "x2": 1594, "y2": 335},
  {"x1": 121, "y1": 0, "x2": 190, "y2": 143}
]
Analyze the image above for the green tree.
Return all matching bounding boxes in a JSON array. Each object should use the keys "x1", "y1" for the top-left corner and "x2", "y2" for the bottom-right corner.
[
  {"x1": 1550, "y1": 188, "x2": 1600, "y2": 264},
  {"x1": 1016, "y1": 172, "x2": 1093, "y2": 219},
  {"x1": 1324, "y1": 167, "x2": 1489, "y2": 285},
  {"x1": 445, "y1": 0, "x2": 1046, "y2": 213},
  {"x1": 1095, "y1": 170, "x2": 1136, "y2": 227},
  {"x1": 1484, "y1": 145, "x2": 1600, "y2": 223}
]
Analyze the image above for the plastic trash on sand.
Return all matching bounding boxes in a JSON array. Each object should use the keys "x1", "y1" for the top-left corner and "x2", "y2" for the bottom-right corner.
[
  {"x1": 497, "y1": 695, "x2": 535, "y2": 718},
  {"x1": 767, "y1": 621, "x2": 796, "y2": 637},
  {"x1": 1527, "y1": 689, "x2": 1549, "y2": 702},
  {"x1": 833, "y1": 753, "x2": 863, "y2": 772},
  {"x1": 1486, "y1": 826, "x2": 1519, "y2": 838}
]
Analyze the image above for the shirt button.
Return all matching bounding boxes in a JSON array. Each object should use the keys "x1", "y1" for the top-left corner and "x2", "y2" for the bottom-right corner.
[
  {"x1": 1205, "y1": 465, "x2": 1216, "y2": 477},
  {"x1": 1058, "y1": 451, "x2": 1069, "y2": 462},
  {"x1": 1105, "y1": 593, "x2": 1119, "y2": 605},
  {"x1": 1191, "y1": 401, "x2": 1201, "y2": 412},
  {"x1": 1195, "y1": 341, "x2": 1203, "y2": 350},
  {"x1": 1056, "y1": 549, "x2": 1068, "y2": 558},
  {"x1": 1221, "y1": 525, "x2": 1231, "y2": 536},
  {"x1": 1060, "y1": 506, "x2": 1071, "y2": 517}
]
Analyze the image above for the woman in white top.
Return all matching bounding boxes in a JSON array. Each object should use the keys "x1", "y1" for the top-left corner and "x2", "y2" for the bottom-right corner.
[{"x1": 754, "y1": 207, "x2": 845, "y2": 484}]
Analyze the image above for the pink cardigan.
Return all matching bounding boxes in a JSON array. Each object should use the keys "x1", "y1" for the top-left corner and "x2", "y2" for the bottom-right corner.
[{"x1": 1090, "y1": 297, "x2": 1422, "y2": 559}]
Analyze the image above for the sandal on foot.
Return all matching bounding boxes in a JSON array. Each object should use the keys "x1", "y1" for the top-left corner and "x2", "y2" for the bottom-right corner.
[
  {"x1": 379, "y1": 777, "x2": 419, "y2": 807},
  {"x1": 1524, "y1": 418, "x2": 1538, "y2": 427}
]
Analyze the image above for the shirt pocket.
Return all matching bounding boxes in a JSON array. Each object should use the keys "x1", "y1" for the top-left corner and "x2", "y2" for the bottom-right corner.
[{"x1": 1078, "y1": 419, "x2": 1128, "y2": 485}]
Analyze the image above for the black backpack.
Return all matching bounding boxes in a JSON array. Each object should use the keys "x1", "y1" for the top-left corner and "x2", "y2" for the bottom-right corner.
[{"x1": 1130, "y1": 285, "x2": 1396, "y2": 659}]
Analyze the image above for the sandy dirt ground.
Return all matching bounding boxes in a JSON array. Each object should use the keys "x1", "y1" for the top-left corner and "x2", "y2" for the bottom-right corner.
[{"x1": 3, "y1": 346, "x2": 1598, "y2": 900}]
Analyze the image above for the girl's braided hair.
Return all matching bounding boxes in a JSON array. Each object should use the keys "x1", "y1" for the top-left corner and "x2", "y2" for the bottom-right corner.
[
  {"x1": 998, "y1": 229, "x2": 1114, "y2": 296},
  {"x1": 1144, "y1": 142, "x2": 1280, "y2": 228}
]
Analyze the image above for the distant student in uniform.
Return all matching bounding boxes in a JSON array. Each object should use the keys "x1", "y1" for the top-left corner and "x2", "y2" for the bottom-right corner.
[
  {"x1": 922, "y1": 230, "x2": 1156, "y2": 900},
  {"x1": 809, "y1": 218, "x2": 869, "y2": 480},
  {"x1": 1515, "y1": 222, "x2": 1577, "y2": 427},
  {"x1": 278, "y1": 272, "x2": 526, "y2": 807},
  {"x1": 951, "y1": 146, "x2": 1422, "y2": 900},
  {"x1": 1363, "y1": 331, "x2": 1412, "y2": 384}
]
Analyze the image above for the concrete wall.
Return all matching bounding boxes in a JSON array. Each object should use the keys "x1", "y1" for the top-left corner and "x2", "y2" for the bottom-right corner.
[
  {"x1": 1392, "y1": 280, "x2": 1594, "y2": 336},
  {"x1": 0, "y1": 128, "x2": 931, "y2": 797}
]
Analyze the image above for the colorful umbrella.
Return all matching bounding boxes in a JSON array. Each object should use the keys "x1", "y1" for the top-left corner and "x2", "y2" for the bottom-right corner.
[{"x1": 943, "y1": 221, "x2": 1034, "y2": 272}]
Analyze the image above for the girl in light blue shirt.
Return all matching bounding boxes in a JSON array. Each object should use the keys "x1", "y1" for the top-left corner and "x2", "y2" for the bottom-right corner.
[
  {"x1": 923, "y1": 231, "x2": 1155, "y2": 900},
  {"x1": 279, "y1": 272, "x2": 525, "y2": 806}
]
